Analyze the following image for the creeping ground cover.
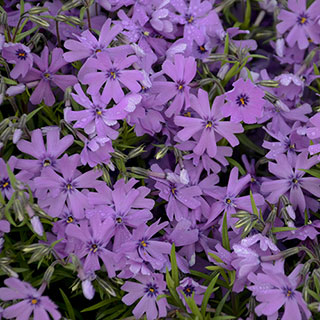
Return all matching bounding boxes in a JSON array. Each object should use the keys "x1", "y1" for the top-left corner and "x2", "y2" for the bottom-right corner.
[{"x1": 1, "y1": 0, "x2": 320, "y2": 319}]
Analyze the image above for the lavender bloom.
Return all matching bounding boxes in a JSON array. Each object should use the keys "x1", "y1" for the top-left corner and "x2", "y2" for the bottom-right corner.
[
  {"x1": 81, "y1": 52, "x2": 143, "y2": 104},
  {"x1": 63, "y1": 18, "x2": 123, "y2": 62},
  {"x1": 80, "y1": 136, "x2": 114, "y2": 168},
  {"x1": 277, "y1": 0, "x2": 320, "y2": 49},
  {"x1": 16, "y1": 128, "x2": 74, "y2": 177},
  {"x1": 261, "y1": 151, "x2": 320, "y2": 213},
  {"x1": 177, "y1": 277, "x2": 206, "y2": 308},
  {"x1": 223, "y1": 78, "x2": 265, "y2": 124},
  {"x1": 65, "y1": 83, "x2": 141, "y2": 139},
  {"x1": 121, "y1": 273, "x2": 168, "y2": 320},
  {"x1": 0, "y1": 157, "x2": 17, "y2": 200},
  {"x1": 119, "y1": 220, "x2": 171, "y2": 271},
  {"x1": 2, "y1": 43, "x2": 33, "y2": 79},
  {"x1": 66, "y1": 214, "x2": 116, "y2": 276},
  {"x1": 248, "y1": 262, "x2": 311, "y2": 319},
  {"x1": 174, "y1": 89, "x2": 243, "y2": 157},
  {"x1": 0, "y1": 278, "x2": 61, "y2": 320},
  {"x1": 87, "y1": 181, "x2": 154, "y2": 251},
  {"x1": 20, "y1": 47, "x2": 77, "y2": 106},
  {"x1": 204, "y1": 168, "x2": 264, "y2": 226},
  {"x1": 151, "y1": 164, "x2": 202, "y2": 221},
  {"x1": 305, "y1": 113, "x2": 320, "y2": 158},
  {"x1": 34, "y1": 154, "x2": 104, "y2": 218},
  {"x1": 153, "y1": 54, "x2": 196, "y2": 117}
]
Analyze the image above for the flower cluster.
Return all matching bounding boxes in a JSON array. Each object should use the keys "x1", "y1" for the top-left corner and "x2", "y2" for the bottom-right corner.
[{"x1": 1, "y1": 0, "x2": 320, "y2": 320}]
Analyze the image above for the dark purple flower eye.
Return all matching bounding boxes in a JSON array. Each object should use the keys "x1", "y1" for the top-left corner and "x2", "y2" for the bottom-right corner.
[
  {"x1": 144, "y1": 283, "x2": 158, "y2": 297},
  {"x1": 0, "y1": 178, "x2": 10, "y2": 191},
  {"x1": 236, "y1": 94, "x2": 250, "y2": 107},
  {"x1": 30, "y1": 297, "x2": 39, "y2": 305},
  {"x1": 66, "y1": 216, "x2": 74, "y2": 224},
  {"x1": 183, "y1": 284, "x2": 195, "y2": 297},
  {"x1": 297, "y1": 13, "x2": 308, "y2": 25},
  {"x1": 185, "y1": 14, "x2": 194, "y2": 24},
  {"x1": 16, "y1": 49, "x2": 27, "y2": 60},
  {"x1": 90, "y1": 243, "x2": 99, "y2": 253},
  {"x1": 138, "y1": 238, "x2": 149, "y2": 248},
  {"x1": 42, "y1": 71, "x2": 52, "y2": 80},
  {"x1": 282, "y1": 287, "x2": 295, "y2": 299},
  {"x1": 107, "y1": 68, "x2": 120, "y2": 80}
]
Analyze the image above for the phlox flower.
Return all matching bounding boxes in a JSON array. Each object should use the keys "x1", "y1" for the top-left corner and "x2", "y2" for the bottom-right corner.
[
  {"x1": 277, "y1": 0, "x2": 320, "y2": 49},
  {"x1": 223, "y1": 78, "x2": 265, "y2": 124},
  {"x1": 248, "y1": 262, "x2": 311, "y2": 320},
  {"x1": 174, "y1": 89, "x2": 243, "y2": 157},
  {"x1": 21, "y1": 47, "x2": 77, "y2": 106},
  {"x1": 121, "y1": 273, "x2": 168, "y2": 320},
  {"x1": 0, "y1": 278, "x2": 61, "y2": 320}
]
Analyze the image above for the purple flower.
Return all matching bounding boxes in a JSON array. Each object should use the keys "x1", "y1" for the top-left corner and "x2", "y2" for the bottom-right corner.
[
  {"x1": 151, "y1": 164, "x2": 202, "y2": 221},
  {"x1": 21, "y1": 47, "x2": 77, "y2": 106},
  {"x1": 205, "y1": 167, "x2": 265, "y2": 227},
  {"x1": 0, "y1": 278, "x2": 61, "y2": 320},
  {"x1": 121, "y1": 273, "x2": 168, "y2": 320},
  {"x1": 64, "y1": 83, "x2": 141, "y2": 139},
  {"x1": 305, "y1": 113, "x2": 320, "y2": 158},
  {"x1": 63, "y1": 18, "x2": 123, "y2": 62},
  {"x1": 81, "y1": 52, "x2": 143, "y2": 104},
  {"x1": 87, "y1": 180, "x2": 154, "y2": 251},
  {"x1": 261, "y1": 151, "x2": 320, "y2": 213},
  {"x1": 177, "y1": 277, "x2": 206, "y2": 308},
  {"x1": 2, "y1": 43, "x2": 33, "y2": 79},
  {"x1": 223, "y1": 78, "x2": 265, "y2": 124},
  {"x1": 174, "y1": 89, "x2": 243, "y2": 157},
  {"x1": 119, "y1": 220, "x2": 171, "y2": 272},
  {"x1": 153, "y1": 54, "x2": 196, "y2": 117},
  {"x1": 66, "y1": 213, "x2": 116, "y2": 276},
  {"x1": 0, "y1": 157, "x2": 17, "y2": 200},
  {"x1": 277, "y1": 0, "x2": 320, "y2": 49},
  {"x1": 16, "y1": 128, "x2": 74, "y2": 178},
  {"x1": 34, "y1": 154, "x2": 104, "y2": 218},
  {"x1": 248, "y1": 262, "x2": 311, "y2": 319}
]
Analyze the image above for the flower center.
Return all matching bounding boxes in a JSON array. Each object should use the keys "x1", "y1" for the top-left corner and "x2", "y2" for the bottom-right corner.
[
  {"x1": 183, "y1": 284, "x2": 195, "y2": 297},
  {"x1": 283, "y1": 287, "x2": 295, "y2": 299},
  {"x1": 185, "y1": 14, "x2": 194, "y2": 23},
  {"x1": 107, "y1": 69, "x2": 119, "y2": 80},
  {"x1": 145, "y1": 283, "x2": 159, "y2": 297},
  {"x1": 95, "y1": 49, "x2": 101, "y2": 53},
  {"x1": 236, "y1": 94, "x2": 249, "y2": 107},
  {"x1": 16, "y1": 49, "x2": 27, "y2": 60},
  {"x1": 143, "y1": 31, "x2": 150, "y2": 36},
  {"x1": 116, "y1": 217, "x2": 122, "y2": 224},
  {"x1": 0, "y1": 178, "x2": 10, "y2": 190},
  {"x1": 31, "y1": 298, "x2": 38, "y2": 305},
  {"x1": 90, "y1": 244, "x2": 98, "y2": 253},
  {"x1": 184, "y1": 111, "x2": 191, "y2": 117},
  {"x1": 140, "y1": 240, "x2": 147, "y2": 247},
  {"x1": 171, "y1": 187, "x2": 176, "y2": 194},
  {"x1": 96, "y1": 109, "x2": 102, "y2": 116},
  {"x1": 297, "y1": 13, "x2": 308, "y2": 25},
  {"x1": 206, "y1": 121, "x2": 213, "y2": 128},
  {"x1": 226, "y1": 198, "x2": 232, "y2": 204},
  {"x1": 177, "y1": 81, "x2": 185, "y2": 91},
  {"x1": 43, "y1": 159, "x2": 51, "y2": 167},
  {"x1": 66, "y1": 216, "x2": 74, "y2": 223},
  {"x1": 42, "y1": 72, "x2": 52, "y2": 81}
]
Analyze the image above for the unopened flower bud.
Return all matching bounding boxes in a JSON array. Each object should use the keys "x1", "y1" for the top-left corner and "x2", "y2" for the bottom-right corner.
[
  {"x1": 6, "y1": 84, "x2": 26, "y2": 96},
  {"x1": 29, "y1": 15, "x2": 50, "y2": 28},
  {"x1": 31, "y1": 216, "x2": 44, "y2": 236},
  {"x1": 28, "y1": 7, "x2": 49, "y2": 15},
  {"x1": 82, "y1": 279, "x2": 95, "y2": 300},
  {"x1": 217, "y1": 64, "x2": 230, "y2": 80},
  {"x1": 12, "y1": 129, "x2": 22, "y2": 144}
]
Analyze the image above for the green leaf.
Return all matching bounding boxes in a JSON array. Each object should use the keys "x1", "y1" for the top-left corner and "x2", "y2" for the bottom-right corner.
[
  {"x1": 226, "y1": 157, "x2": 246, "y2": 175},
  {"x1": 15, "y1": 25, "x2": 38, "y2": 42},
  {"x1": 222, "y1": 212, "x2": 230, "y2": 251},
  {"x1": 215, "y1": 290, "x2": 231, "y2": 316},
  {"x1": 59, "y1": 289, "x2": 76, "y2": 320},
  {"x1": 201, "y1": 273, "x2": 219, "y2": 316},
  {"x1": 250, "y1": 190, "x2": 259, "y2": 216},
  {"x1": 20, "y1": 0, "x2": 25, "y2": 16},
  {"x1": 81, "y1": 298, "x2": 118, "y2": 312},
  {"x1": 212, "y1": 316, "x2": 236, "y2": 320},
  {"x1": 242, "y1": 0, "x2": 251, "y2": 29},
  {"x1": 307, "y1": 288, "x2": 320, "y2": 302},
  {"x1": 26, "y1": 105, "x2": 44, "y2": 122},
  {"x1": 271, "y1": 227, "x2": 297, "y2": 233},
  {"x1": 183, "y1": 292, "x2": 203, "y2": 319},
  {"x1": 299, "y1": 168, "x2": 320, "y2": 179},
  {"x1": 6, "y1": 163, "x2": 17, "y2": 188},
  {"x1": 170, "y1": 243, "x2": 179, "y2": 287},
  {"x1": 222, "y1": 62, "x2": 239, "y2": 86},
  {"x1": 2, "y1": 77, "x2": 18, "y2": 85},
  {"x1": 238, "y1": 134, "x2": 266, "y2": 155}
]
